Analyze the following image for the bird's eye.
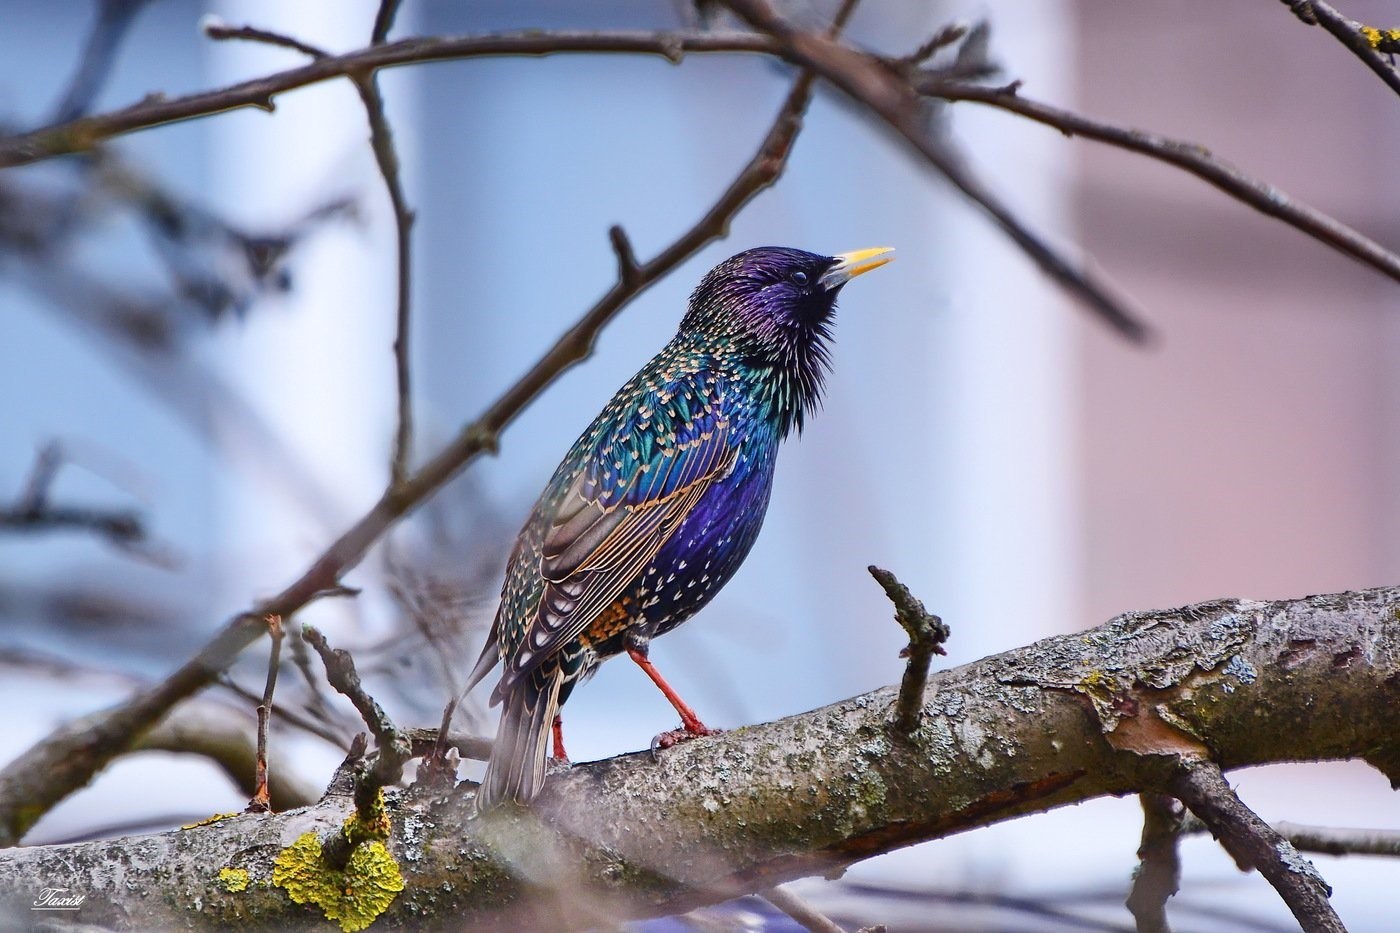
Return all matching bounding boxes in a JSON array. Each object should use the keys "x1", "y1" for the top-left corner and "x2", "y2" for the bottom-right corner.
[{"x1": 789, "y1": 271, "x2": 809, "y2": 286}]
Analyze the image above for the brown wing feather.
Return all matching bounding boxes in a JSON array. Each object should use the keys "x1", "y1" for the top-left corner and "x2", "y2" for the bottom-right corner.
[{"x1": 495, "y1": 421, "x2": 734, "y2": 695}]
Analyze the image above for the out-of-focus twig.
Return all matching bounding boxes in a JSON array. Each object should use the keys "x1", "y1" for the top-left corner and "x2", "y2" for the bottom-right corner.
[
  {"x1": 0, "y1": 442, "x2": 147, "y2": 553},
  {"x1": 372, "y1": 0, "x2": 403, "y2": 45},
  {"x1": 920, "y1": 78, "x2": 1400, "y2": 285},
  {"x1": 49, "y1": 0, "x2": 154, "y2": 124},
  {"x1": 134, "y1": 701, "x2": 318, "y2": 812},
  {"x1": 760, "y1": 884, "x2": 847, "y2": 933},
  {"x1": 1125, "y1": 793, "x2": 1184, "y2": 933},
  {"x1": 721, "y1": 0, "x2": 1152, "y2": 342},
  {"x1": 0, "y1": 31, "x2": 781, "y2": 167},
  {"x1": 1169, "y1": 760, "x2": 1343, "y2": 933},
  {"x1": 1278, "y1": 0, "x2": 1400, "y2": 98},
  {"x1": 1181, "y1": 813, "x2": 1400, "y2": 858}
]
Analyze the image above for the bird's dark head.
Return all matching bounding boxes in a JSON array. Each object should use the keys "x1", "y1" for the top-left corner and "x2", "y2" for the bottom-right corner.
[{"x1": 680, "y1": 245, "x2": 893, "y2": 434}]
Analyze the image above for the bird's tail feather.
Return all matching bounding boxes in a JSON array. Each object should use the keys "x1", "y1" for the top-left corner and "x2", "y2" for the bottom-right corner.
[{"x1": 477, "y1": 665, "x2": 562, "y2": 810}]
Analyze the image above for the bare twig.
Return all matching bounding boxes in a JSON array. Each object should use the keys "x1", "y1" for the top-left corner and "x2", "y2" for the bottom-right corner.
[
  {"x1": 1279, "y1": 0, "x2": 1400, "y2": 98},
  {"x1": 1273, "y1": 821, "x2": 1400, "y2": 858},
  {"x1": 404, "y1": 726, "x2": 492, "y2": 763},
  {"x1": 0, "y1": 31, "x2": 780, "y2": 167},
  {"x1": 301, "y1": 627, "x2": 411, "y2": 797},
  {"x1": 134, "y1": 701, "x2": 319, "y2": 812},
  {"x1": 893, "y1": 21, "x2": 968, "y2": 67},
  {"x1": 201, "y1": 17, "x2": 330, "y2": 60},
  {"x1": 760, "y1": 884, "x2": 846, "y2": 933},
  {"x1": 0, "y1": 443, "x2": 146, "y2": 550},
  {"x1": 217, "y1": 675, "x2": 350, "y2": 750},
  {"x1": 921, "y1": 79, "x2": 1400, "y2": 286},
  {"x1": 1169, "y1": 760, "x2": 1343, "y2": 933},
  {"x1": 721, "y1": 0, "x2": 1152, "y2": 342},
  {"x1": 302, "y1": 626, "x2": 411, "y2": 868},
  {"x1": 1180, "y1": 814, "x2": 1400, "y2": 859},
  {"x1": 245, "y1": 614, "x2": 284, "y2": 814},
  {"x1": 868, "y1": 565, "x2": 948, "y2": 736},
  {"x1": 372, "y1": 0, "x2": 403, "y2": 46},
  {"x1": 352, "y1": 70, "x2": 417, "y2": 485},
  {"x1": 50, "y1": 0, "x2": 153, "y2": 123},
  {"x1": 1125, "y1": 794, "x2": 1184, "y2": 933}
]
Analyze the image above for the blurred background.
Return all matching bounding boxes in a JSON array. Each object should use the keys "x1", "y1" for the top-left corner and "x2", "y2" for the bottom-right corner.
[{"x1": 1, "y1": 0, "x2": 1397, "y2": 929}]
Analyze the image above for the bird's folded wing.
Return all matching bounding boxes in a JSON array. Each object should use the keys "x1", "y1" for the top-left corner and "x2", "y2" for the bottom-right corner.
[{"x1": 496, "y1": 416, "x2": 735, "y2": 692}]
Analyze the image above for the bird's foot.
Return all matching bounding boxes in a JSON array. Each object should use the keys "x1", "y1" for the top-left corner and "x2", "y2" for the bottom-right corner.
[
  {"x1": 546, "y1": 755, "x2": 573, "y2": 775},
  {"x1": 650, "y1": 723, "x2": 725, "y2": 754}
]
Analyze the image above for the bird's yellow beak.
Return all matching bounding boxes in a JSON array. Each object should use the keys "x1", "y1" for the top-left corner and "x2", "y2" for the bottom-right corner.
[{"x1": 819, "y1": 247, "x2": 895, "y2": 290}]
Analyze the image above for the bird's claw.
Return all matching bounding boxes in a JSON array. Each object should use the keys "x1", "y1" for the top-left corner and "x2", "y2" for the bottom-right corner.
[
  {"x1": 650, "y1": 724, "x2": 725, "y2": 757},
  {"x1": 546, "y1": 755, "x2": 572, "y2": 775}
]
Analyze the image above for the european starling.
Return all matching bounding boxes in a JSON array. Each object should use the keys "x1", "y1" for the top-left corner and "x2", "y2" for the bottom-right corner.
[{"x1": 465, "y1": 245, "x2": 893, "y2": 809}]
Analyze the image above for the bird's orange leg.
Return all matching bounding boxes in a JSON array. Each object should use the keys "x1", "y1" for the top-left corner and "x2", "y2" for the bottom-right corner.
[
  {"x1": 626, "y1": 647, "x2": 722, "y2": 748},
  {"x1": 551, "y1": 714, "x2": 569, "y2": 762}
]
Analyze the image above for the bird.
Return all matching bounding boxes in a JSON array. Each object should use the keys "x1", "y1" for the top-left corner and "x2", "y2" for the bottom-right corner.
[{"x1": 464, "y1": 245, "x2": 893, "y2": 809}]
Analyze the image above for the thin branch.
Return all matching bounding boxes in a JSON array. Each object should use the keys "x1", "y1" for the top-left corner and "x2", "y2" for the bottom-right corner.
[
  {"x1": 1125, "y1": 794, "x2": 1184, "y2": 933},
  {"x1": 0, "y1": 443, "x2": 147, "y2": 550},
  {"x1": 133, "y1": 701, "x2": 319, "y2": 812},
  {"x1": 894, "y1": 21, "x2": 968, "y2": 68},
  {"x1": 301, "y1": 626, "x2": 412, "y2": 869},
  {"x1": 0, "y1": 30, "x2": 780, "y2": 168},
  {"x1": 217, "y1": 675, "x2": 350, "y2": 750},
  {"x1": 201, "y1": 17, "x2": 330, "y2": 60},
  {"x1": 372, "y1": 0, "x2": 404, "y2": 46},
  {"x1": 352, "y1": 70, "x2": 417, "y2": 486},
  {"x1": 721, "y1": 0, "x2": 1152, "y2": 342},
  {"x1": 760, "y1": 884, "x2": 847, "y2": 933},
  {"x1": 1273, "y1": 821, "x2": 1400, "y2": 858},
  {"x1": 49, "y1": 0, "x2": 153, "y2": 123},
  {"x1": 1181, "y1": 814, "x2": 1400, "y2": 859},
  {"x1": 1279, "y1": 0, "x2": 1400, "y2": 98},
  {"x1": 245, "y1": 614, "x2": 284, "y2": 814},
  {"x1": 1169, "y1": 760, "x2": 1343, "y2": 933},
  {"x1": 921, "y1": 79, "x2": 1400, "y2": 286},
  {"x1": 867, "y1": 565, "x2": 948, "y2": 735}
]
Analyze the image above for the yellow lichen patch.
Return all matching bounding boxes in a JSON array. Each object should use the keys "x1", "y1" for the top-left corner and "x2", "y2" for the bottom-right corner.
[
  {"x1": 1359, "y1": 25, "x2": 1400, "y2": 50},
  {"x1": 181, "y1": 812, "x2": 238, "y2": 830},
  {"x1": 217, "y1": 867, "x2": 250, "y2": 893},
  {"x1": 272, "y1": 832, "x2": 404, "y2": 933},
  {"x1": 342, "y1": 792, "x2": 391, "y2": 846}
]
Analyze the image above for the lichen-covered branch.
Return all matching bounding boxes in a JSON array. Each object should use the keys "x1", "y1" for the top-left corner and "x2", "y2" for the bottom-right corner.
[
  {"x1": 1279, "y1": 0, "x2": 1400, "y2": 98},
  {"x1": 0, "y1": 585, "x2": 1394, "y2": 929}
]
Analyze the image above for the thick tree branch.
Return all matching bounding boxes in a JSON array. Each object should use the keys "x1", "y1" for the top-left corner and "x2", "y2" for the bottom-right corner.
[
  {"x1": 0, "y1": 585, "x2": 1395, "y2": 928},
  {"x1": 1170, "y1": 759, "x2": 1344, "y2": 932},
  {"x1": 0, "y1": 65, "x2": 818, "y2": 848}
]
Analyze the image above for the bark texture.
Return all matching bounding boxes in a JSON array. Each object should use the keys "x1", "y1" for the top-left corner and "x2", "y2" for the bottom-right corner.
[{"x1": 1, "y1": 585, "x2": 1396, "y2": 930}]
